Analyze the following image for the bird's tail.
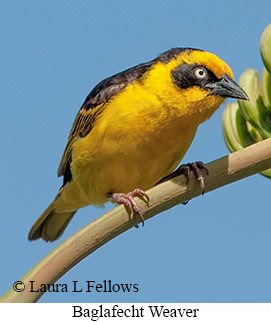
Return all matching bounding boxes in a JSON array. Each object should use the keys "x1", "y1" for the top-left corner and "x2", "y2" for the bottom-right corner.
[{"x1": 28, "y1": 199, "x2": 77, "y2": 242}]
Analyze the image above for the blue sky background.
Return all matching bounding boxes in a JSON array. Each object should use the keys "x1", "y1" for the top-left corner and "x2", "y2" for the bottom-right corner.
[{"x1": 1, "y1": 0, "x2": 271, "y2": 303}]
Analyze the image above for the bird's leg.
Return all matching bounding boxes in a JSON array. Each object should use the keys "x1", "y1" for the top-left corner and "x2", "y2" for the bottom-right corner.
[
  {"x1": 156, "y1": 161, "x2": 209, "y2": 194},
  {"x1": 111, "y1": 188, "x2": 149, "y2": 227}
]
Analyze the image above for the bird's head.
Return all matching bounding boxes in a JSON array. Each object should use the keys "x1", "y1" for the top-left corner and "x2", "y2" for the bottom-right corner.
[
  {"x1": 169, "y1": 48, "x2": 248, "y2": 101},
  {"x1": 150, "y1": 48, "x2": 248, "y2": 121}
]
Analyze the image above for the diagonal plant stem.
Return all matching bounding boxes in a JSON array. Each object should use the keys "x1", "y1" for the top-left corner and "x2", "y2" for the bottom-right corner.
[{"x1": 1, "y1": 138, "x2": 271, "y2": 303}]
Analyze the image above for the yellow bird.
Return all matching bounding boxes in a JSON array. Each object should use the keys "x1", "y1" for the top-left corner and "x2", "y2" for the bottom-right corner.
[{"x1": 28, "y1": 48, "x2": 248, "y2": 242}]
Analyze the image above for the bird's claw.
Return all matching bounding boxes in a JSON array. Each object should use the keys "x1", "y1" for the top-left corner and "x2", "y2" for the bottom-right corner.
[
  {"x1": 112, "y1": 188, "x2": 149, "y2": 227},
  {"x1": 156, "y1": 161, "x2": 209, "y2": 194},
  {"x1": 187, "y1": 161, "x2": 209, "y2": 194}
]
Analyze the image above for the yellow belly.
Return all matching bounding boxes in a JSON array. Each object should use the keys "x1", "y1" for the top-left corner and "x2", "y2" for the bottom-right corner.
[
  {"x1": 69, "y1": 70, "x2": 223, "y2": 207},
  {"x1": 71, "y1": 103, "x2": 198, "y2": 206}
]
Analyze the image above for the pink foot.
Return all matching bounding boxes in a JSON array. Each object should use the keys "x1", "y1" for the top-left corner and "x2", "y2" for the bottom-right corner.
[
  {"x1": 156, "y1": 161, "x2": 208, "y2": 194},
  {"x1": 112, "y1": 188, "x2": 149, "y2": 226}
]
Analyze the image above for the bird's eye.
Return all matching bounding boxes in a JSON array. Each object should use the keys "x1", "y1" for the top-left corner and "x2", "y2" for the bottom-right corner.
[{"x1": 195, "y1": 67, "x2": 207, "y2": 79}]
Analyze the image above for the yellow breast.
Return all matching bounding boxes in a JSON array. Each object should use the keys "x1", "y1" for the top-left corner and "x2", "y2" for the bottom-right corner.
[{"x1": 70, "y1": 60, "x2": 225, "y2": 205}]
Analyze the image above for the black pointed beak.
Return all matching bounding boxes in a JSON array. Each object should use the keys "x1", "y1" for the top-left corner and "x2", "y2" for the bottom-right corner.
[{"x1": 206, "y1": 73, "x2": 249, "y2": 100}]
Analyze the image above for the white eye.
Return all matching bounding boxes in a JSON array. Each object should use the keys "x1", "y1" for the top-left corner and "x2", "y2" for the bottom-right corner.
[{"x1": 195, "y1": 67, "x2": 207, "y2": 79}]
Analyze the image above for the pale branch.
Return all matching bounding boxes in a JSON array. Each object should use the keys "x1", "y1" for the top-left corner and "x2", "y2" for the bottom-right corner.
[{"x1": 1, "y1": 138, "x2": 271, "y2": 303}]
